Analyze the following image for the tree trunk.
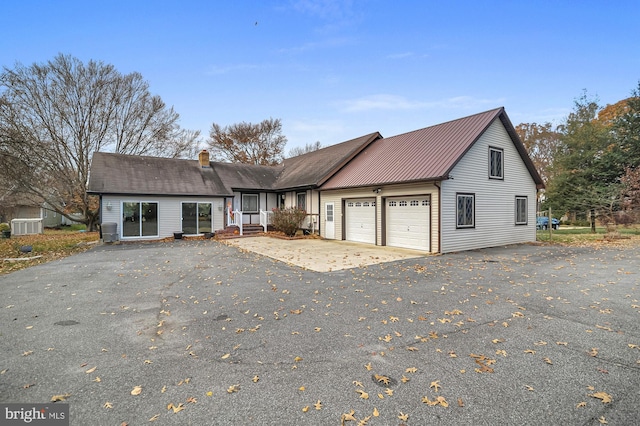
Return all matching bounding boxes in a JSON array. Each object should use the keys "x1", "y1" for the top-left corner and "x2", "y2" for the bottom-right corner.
[{"x1": 590, "y1": 209, "x2": 596, "y2": 233}]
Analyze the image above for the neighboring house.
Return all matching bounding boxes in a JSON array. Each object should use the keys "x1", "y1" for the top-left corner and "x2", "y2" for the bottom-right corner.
[
  {"x1": 87, "y1": 107, "x2": 544, "y2": 253},
  {"x1": 0, "y1": 192, "x2": 63, "y2": 230}
]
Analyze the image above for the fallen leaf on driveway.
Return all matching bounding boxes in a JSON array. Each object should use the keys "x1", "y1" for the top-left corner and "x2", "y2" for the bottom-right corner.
[
  {"x1": 589, "y1": 392, "x2": 612, "y2": 403},
  {"x1": 51, "y1": 393, "x2": 71, "y2": 402},
  {"x1": 131, "y1": 386, "x2": 142, "y2": 396},
  {"x1": 356, "y1": 389, "x2": 369, "y2": 399},
  {"x1": 167, "y1": 403, "x2": 184, "y2": 413}
]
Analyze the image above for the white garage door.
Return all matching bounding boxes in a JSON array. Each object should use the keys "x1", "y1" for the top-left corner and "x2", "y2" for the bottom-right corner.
[
  {"x1": 386, "y1": 197, "x2": 430, "y2": 251},
  {"x1": 345, "y1": 199, "x2": 376, "y2": 244}
]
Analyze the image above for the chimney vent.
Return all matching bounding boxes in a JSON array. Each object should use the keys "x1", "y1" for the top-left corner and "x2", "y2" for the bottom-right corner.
[{"x1": 198, "y1": 149, "x2": 210, "y2": 168}]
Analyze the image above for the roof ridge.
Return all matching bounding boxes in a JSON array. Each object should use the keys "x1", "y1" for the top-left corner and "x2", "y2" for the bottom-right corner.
[{"x1": 382, "y1": 107, "x2": 504, "y2": 140}]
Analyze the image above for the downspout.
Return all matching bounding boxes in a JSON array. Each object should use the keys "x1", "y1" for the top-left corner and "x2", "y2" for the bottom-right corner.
[
  {"x1": 434, "y1": 181, "x2": 441, "y2": 253},
  {"x1": 99, "y1": 194, "x2": 103, "y2": 240},
  {"x1": 317, "y1": 189, "x2": 321, "y2": 236}
]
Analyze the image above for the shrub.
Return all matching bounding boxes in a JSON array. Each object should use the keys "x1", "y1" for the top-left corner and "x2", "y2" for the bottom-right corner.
[
  {"x1": 271, "y1": 207, "x2": 307, "y2": 237},
  {"x1": 0, "y1": 223, "x2": 9, "y2": 232}
]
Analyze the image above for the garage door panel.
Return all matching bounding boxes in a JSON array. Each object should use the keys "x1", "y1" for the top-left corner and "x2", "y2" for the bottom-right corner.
[
  {"x1": 386, "y1": 198, "x2": 430, "y2": 251},
  {"x1": 345, "y1": 199, "x2": 376, "y2": 244}
]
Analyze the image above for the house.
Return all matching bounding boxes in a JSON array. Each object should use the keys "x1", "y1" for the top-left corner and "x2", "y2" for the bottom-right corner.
[
  {"x1": 87, "y1": 132, "x2": 380, "y2": 239},
  {"x1": 87, "y1": 107, "x2": 544, "y2": 253},
  {"x1": 0, "y1": 191, "x2": 63, "y2": 231}
]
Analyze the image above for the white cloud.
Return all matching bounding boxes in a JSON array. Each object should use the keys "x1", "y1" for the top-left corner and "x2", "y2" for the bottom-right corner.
[
  {"x1": 289, "y1": 0, "x2": 355, "y2": 21},
  {"x1": 204, "y1": 63, "x2": 262, "y2": 75},
  {"x1": 386, "y1": 52, "x2": 414, "y2": 59},
  {"x1": 338, "y1": 94, "x2": 429, "y2": 112},
  {"x1": 436, "y1": 96, "x2": 507, "y2": 110},
  {"x1": 284, "y1": 118, "x2": 347, "y2": 147},
  {"x1": 337, "y1": 94, "x2": 508, "y2": 114},
  {"x1": 509, "y1": 107, "x2": 570, "y2": 125},
  {"x1": 277, "y1": 36, "x2": 354, "y2": 54}
]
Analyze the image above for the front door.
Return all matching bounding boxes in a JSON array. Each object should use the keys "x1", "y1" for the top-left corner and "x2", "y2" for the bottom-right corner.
[{"x1": 325, "y1": 202, "x2": 335, "y2": 239}]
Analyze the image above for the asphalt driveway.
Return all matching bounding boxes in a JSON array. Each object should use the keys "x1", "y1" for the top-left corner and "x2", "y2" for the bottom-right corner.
[{"x1": 1, "y1": 239, "x2": 639, "y2": 425}]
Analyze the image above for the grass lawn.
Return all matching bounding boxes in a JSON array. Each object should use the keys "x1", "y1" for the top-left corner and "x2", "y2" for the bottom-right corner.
[
  {"x1": 0, "y1": 227, "x2": 99, "y2": 275},
  {"x1": 536, "y1": 224, "x2": 640, "y2": 245}
]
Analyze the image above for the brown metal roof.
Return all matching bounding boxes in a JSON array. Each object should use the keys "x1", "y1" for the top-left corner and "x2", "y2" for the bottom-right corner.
[
  {"x1": 321, "y1": 107, "x2": 544, "y2": 190},
  {"x1": 276, "y1": 132, "x2": 381, "y2": 190},
  {"x1": 87, "y1": 152, "x2": 234, "y2": 196}
]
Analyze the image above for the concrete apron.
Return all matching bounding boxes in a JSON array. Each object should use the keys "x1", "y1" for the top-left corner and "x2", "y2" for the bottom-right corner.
[{"x1": 222, "y1": 236, "x2": 428, "y2": 272}]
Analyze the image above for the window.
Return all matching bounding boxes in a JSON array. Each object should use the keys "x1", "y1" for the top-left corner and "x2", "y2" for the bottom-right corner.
[
  {"x1": 347, "y1": 202, "x2": 354, "y2": 207},
  {"x1": 399, "y1": 201, "x2": 407, "y2": 206},
  {"x1": 410, "y1": 200, "x2": 419, "y2": 206},
  {"x1": 389, "y1": 201, "x2": 397, "y2": 207},
  {"x1": 456, "y1": 193, "x2": 475, "y2": 228},
  {"x1": 326, "y1": 203, "x2": 334, "y2": 222},
  {"x1": 489, "y1": 147, "x2": 503, "y2": 179},
  {"x1": 122, "y1": 202, "x2": 158, "y2": 237},
  {"x1": 297, "y1": 193, "x2": 306, "y2": 211},
  {"x1": 515, "y1": 196, "x2": 528, "y2": 225},
  {"x1": 242, "y1": 194, "x2": 258, "y2": 213},
  {"x1": 182, "y1": 202, "x2": 212, "y2": 234},
  {"x1": 422, "y1": 200, "x2": 430, "y2": 206}
]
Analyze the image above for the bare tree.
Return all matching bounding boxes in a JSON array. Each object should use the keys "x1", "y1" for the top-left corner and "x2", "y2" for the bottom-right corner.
[
  {"x1": 287, "y1": 141, "x2": 322, "y2": 158},
  {"x1": 207, "y1": 118, "x2": 287, "y2": 165},
  {"x1": 0, "y1": 54, "x2": 200, "y2": 230}
]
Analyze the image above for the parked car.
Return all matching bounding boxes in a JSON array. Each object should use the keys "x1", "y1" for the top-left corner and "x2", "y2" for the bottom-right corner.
[{"x1": 536, "y1": 216, "x2": 559, "y2": 230}]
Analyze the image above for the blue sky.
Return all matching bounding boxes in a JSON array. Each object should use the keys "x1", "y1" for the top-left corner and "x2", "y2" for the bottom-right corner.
[{"x1": 1, "y1": 0, "x2": 639, "y2": 152}]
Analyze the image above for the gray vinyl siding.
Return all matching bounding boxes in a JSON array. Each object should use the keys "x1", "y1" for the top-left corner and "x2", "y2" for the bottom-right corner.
[
  {"x1": 283, "y1": 189, "x2": 320, "y2": 231},
  {"x1": 440, "y1": 120, "x2": 537, "y2": 253},
  {"x1": 100, "y1": 195, "x2": 224, "y2": 240},
  {"x1": 234, "y1": 191, "x2": 279, "y2": 225}
]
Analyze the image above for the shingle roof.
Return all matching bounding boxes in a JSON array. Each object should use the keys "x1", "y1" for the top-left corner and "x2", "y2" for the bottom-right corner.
[
  {"x1": 276, "y1": 132, "x2": 381, "y2": 190},
  {"x1": 87, "y1": 152, "x2": 233, "y2": 196},
  {"x1": 214, "y1": 161, "x2": 282, "y2": 191},
  {"x1": 321, "y1": 107, "x2": 544, "y2": 190}
]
